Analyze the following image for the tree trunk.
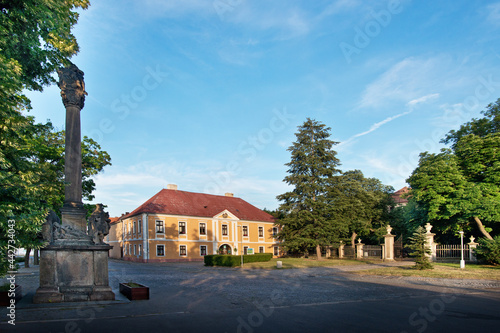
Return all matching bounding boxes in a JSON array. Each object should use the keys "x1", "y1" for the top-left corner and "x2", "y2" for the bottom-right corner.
[
  {"x1": 351, "y1": 232, "x2": 357, "y2": 248},
  {"x1": 474, "y1": 216, "x2": 494, "y2": 240},
  {"x1": 34, "y1": 249, "x2": 39, "y2": 265},
  {"x1": 316, "y1": 244, "x2": 322, "y2": 260},
  {"x1": 24, "y1": 248, "x2": 31, "y2": 268}
]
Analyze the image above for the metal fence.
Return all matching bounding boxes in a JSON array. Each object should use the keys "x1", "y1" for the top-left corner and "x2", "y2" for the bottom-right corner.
[
  {"x1": 344, "y1": 246, "x2": 355, "y2": 258},
  {"x1": 363, "y1": 245, "x2": 382, "y2": 259},
  {"x1": 436, "y1": 244, "x2": 470, "y2": 259}
]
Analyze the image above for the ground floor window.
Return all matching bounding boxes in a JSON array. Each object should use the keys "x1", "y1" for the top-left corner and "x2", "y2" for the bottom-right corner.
[
  {"x1": 274, "y1": 246, "x2": 279, "y2": 256},
  {"x1": 134, "y1": 244, "x2": 137, "y2": 255},
  {"x1": 138, "y1": 244, "x2": 142, "y2": 256},
  {"x1": 157, "y1": 245, "x2": 165, "y2": 256},
  {"x1": 200, "y1": 245, "x2": 207, "y2": 256},
  {"x1": 244, "y1": 246, "x2": 249, "y2": 255},
  {"x1": 180, "y1": 245, "x2": 187, "y2": 256},
  {"x1": 259, "y1": 246, "x2": 264, "y2": 253}
]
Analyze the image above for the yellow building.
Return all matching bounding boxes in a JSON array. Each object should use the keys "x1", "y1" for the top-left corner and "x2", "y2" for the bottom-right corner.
[{"x1": 108, "y1": 185, "x2": 280, "y2": 262}]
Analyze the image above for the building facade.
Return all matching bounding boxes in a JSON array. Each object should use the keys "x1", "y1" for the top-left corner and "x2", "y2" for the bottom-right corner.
[{"x1": 108, "y1": 185, "x2": 280, "y2": 262}]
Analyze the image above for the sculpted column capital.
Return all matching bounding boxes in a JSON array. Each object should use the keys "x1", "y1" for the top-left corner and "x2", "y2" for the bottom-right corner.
[{"x1": 57, "y1": 64, "x2": 87, "y2": 109}]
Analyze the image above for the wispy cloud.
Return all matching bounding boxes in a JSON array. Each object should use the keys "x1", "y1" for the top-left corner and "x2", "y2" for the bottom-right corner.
[
  {"x1": 339, "y1": 93, "x2": 439, "y2": 148},
  {"x1": 485, "y1": 2, "x2": 500, "y2": 26},
  {"x1": 358, "y1": 57, "x2": 444, "y2": 109}
]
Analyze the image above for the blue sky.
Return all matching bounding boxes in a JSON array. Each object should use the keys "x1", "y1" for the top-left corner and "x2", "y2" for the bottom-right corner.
[{"x1": 26, "y1": 0, "x2": 500, "y2": 217}]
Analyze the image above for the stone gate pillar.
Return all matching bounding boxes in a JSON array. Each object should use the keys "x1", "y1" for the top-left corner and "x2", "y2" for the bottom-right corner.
[
  {"x1": 356, "y1": 239, "x2": 364, "y2": 259},
  {"x1": 338, "y1": 242, "x2": 344, "y2": 259},
  {"x1": 468, "y1": 236, "x2": 479, "y2": 262},
  {"x1": 383, "y1": 225, "x2": 395, "y2": 261},
  {"x1": 425, "y1": 223, "x2": 436, "y2": 262}
]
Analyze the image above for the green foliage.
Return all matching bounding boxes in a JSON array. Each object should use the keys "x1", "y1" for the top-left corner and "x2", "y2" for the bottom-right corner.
[
  {"x1": 475, "y1": 236, "x2": 500, "y2": 265},
  {"x1": 0, "y1": 0, "x2": 90, "y2": 277},
  {"x1": 408, "y1": 101, "x2": 500, "y2": 240},
  {"x1": 276, "y1": 118, "x2": 342, "y2": 254},
  {"x1": 204, "y1": 254, "x2": 272, "y2": 267},
  {"x1": 442, "y1": 98, "x2": 500, "y2": 148},
  {"x1": 243, "y1": 253, "x2": 272, "y2": 263},
  {"x1": 327, "y1": 170, "x2": 394, "y2": 245},
  {"x1": 406, "y1": 226, "x2": 433, "y2": 270}
]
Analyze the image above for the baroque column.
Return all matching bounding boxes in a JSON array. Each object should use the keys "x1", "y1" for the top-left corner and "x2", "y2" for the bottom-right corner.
[{"x1": 58, "y1": 64, "x2": 88, "y2": 232}]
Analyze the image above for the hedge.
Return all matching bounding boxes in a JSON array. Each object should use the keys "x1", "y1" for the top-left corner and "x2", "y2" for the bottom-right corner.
[{"x1": 204, "y1": 253, "x2": 273, "y2": 267}]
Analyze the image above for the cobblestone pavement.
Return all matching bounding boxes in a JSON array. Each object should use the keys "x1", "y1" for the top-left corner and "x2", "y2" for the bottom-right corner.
[{"x1": 1, "y1": 260, "x2": 499, "y2": 332}]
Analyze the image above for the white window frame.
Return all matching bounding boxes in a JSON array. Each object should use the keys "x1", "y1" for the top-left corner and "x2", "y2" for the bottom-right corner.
[
  {"x1": 156, "y1": 244, "x2": 165, "y2": 257},
  {"x1": 259, "y1": 246, "x2": 264, "y2": 253},
  {"x1": 179, "y1": 221, "x2": 186, "y2": 235},
  {"x1": 138, "y1": 220, "x2": 142, "y2": 234},
  {"x1": 274, "y1": 246, "x2": 279, "y2": 256},
  {"x1": 179, "y1": 245, "x2": 187, "y2": 256},
  {"x1": 242, "y1": 225, "x2": 248, "y2": 237},
  {"x1": 222, "y1": 224, "x2": 228, "y2": 236},
  {"x1": 258, "y1": 226, "x2": 264, "y2": 238},
  {"x1": 156, "y1": 220, "x2": 165, "y2": 234},
  {"x1": 200, "y1": 245, "x2": 207, "y2": 256},
  {"x1": 199, "y1": 222, "x2": 206, "y2": 236}
]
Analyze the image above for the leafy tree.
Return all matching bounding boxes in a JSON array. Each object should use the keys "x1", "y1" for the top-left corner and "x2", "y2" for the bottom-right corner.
[
  {"x1": 0, "y1": 0, "x2": 90, "y2": 275},
  {"x1": 442, "y1": 98, "x2": 500, "y2": 148},
  {"x1": 475, "y1": 236, "x2": 500, "y2": 265},
  {"x1": 406, "y1": 226, "x2": 433, "y2": 270},
  {"x1": 408, "y1": 133, "x2": 500, "y2": 240},
  {"x1": 276, "y1": 118, "x2": 341, "y2": 259},
  {"x1": 327, "y1": 170, "x2": 394, "y2": 246}
]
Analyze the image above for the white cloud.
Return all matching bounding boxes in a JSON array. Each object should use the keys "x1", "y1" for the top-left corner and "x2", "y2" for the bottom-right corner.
[
  {"x1": 359, "y1": 57, "x2": 445, "y2": 109},
  {"x1": 485, "y1": 2, "x2": 500, "y2": 26},
  {"x1": 339, "y1": 93, "x2": 439, "y2": 149}
]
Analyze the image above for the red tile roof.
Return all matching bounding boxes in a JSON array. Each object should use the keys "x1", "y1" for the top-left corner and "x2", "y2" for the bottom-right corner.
[
  {"x1": 124, "y1": 189, "x2": 275, "y2": 222},
  {"x1": 391, "y1": 186, "x2": 409, "y2": 205}
]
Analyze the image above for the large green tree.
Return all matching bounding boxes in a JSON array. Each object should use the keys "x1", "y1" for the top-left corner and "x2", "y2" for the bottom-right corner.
[
  {"x1": 408, "y1": 132, "x2": 500, "y2": 240},
  {"x1": 327, "y1": 170, "x2": 394, "y2": 246},
  {"x1": 0, "y1": 0, "x2": 90, "y2": 274},
  {"x1": 276, "y1": 118, "x2": 341, "y2": 259}
]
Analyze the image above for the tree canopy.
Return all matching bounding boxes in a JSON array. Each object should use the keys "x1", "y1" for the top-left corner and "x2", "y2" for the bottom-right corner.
[
  {"x1": 0, "y1": 0, "x2": 91, "y2": 275},
  {"x1": 276, "y1": 118, "x2": 341, "y2": 258},
  {"x1": 408, "y1": 101, "x2": 500, "y2": 240}
]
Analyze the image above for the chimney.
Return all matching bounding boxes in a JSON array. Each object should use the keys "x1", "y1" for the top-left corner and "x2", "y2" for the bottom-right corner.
[
  {"x1": 225, "y1": 193, "x2": 234, "y2": 197},
  {"x1": 167, "y1": 184, "x2": 178, "y2": 190}
]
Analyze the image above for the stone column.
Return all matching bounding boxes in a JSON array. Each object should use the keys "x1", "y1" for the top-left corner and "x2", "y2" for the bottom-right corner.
[
  {"x1": 383, "y1": 225, "x2": 395, "y2": 261},
  {"x1": 58, "y1": 64, "x2": 88, "y2": 232},
  {"x1": 356, "y1": 239, "x2": 364, "y2": 259},
  {"x1": 326, "y1": 246, "x2": 332, "y2": 258},
  {"x1": 468, "y1": 236, "x2": 479, "y2": 262},
  {"x1": 425, "y1": 223, "x2": 436, "y2": 262},
  {"x1": 338, "y1": 242, "x2": 344, "y2": 259}
]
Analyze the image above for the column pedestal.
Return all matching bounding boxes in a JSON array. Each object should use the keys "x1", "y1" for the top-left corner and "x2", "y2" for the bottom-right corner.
[{"x1": 33, "y1": 245, "x2": 115, "y2": 303}]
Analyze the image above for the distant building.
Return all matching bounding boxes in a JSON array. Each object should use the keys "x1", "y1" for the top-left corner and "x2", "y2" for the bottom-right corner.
[
  {"x1": 391, "y1": 186, "x2": 409, "y2": 207},
  {"x1": 108, "y1": 184, "x2": 280, "y2": 262}
]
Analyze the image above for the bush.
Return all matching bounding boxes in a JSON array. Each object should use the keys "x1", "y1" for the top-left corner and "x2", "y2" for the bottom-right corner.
[
  {"x1": 407, "y1": 226, "x2": 433, "y2": 270},
  {"x1": 204, "y1": 253, "x2": 272, "y2": 267},
  {"x1": 243, "y1": 253, "x2": 272, "y2": 263},
  {"x1": 476, "y1": 236, "x2": 500, "y2": 265}
]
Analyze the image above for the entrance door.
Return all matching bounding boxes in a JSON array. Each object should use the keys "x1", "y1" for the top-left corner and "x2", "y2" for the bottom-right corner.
[{"x1": 218, "y1": 244, "x2": 232, "y2": 255}]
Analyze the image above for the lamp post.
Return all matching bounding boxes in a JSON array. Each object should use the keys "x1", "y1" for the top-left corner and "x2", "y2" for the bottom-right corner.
[{"x1": 459, "y1": 231, "x2": 465, "y2": 269}]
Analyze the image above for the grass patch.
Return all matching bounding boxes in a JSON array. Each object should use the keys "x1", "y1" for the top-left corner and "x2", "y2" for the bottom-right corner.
[
  {"x1": 241, "y1": 258, "x2": 365, "y2": 269},
  {"x1": 352, "y1": 263, "x2": 500, "y2": 280}
]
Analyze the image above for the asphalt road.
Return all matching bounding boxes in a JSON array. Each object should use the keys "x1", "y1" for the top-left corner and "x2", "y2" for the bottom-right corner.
[{"x1": 1, "y1": 260, "x2": 499, "y2": 333}]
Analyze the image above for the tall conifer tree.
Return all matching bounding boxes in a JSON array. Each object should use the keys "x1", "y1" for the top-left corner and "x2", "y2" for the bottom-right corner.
[{"x1": 276, "y1": 118, "x2": 341, "y2": 259}]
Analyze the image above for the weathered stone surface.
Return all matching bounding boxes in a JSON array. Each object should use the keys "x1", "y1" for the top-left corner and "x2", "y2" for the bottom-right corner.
[{"x1": 34, "y1": 245, "x2": 115, "y2": 303}]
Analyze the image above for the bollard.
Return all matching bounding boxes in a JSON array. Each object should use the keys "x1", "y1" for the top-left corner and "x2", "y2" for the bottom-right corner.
[{"x1": 276, "y1": 261, "x2": 283, "y2": 269}]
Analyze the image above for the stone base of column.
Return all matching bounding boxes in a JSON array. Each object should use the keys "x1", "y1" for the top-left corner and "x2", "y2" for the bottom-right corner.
[
  {"x1": 60, "y1": 205, "x2": 87, "y2": 233},
  {"x1": 33, "y1": 245, "x2": 115, "y2": 304}
]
